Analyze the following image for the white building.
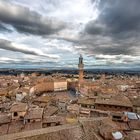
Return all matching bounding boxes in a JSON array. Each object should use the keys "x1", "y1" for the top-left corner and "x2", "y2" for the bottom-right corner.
[{"x1": 54, "y1": 80, "x2": 67, "y2": 91}]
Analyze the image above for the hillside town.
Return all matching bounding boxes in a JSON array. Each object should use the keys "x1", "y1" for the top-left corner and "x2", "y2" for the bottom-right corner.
[{"x1": 0, "y1": 55, "x2": 139, "y2": 140}]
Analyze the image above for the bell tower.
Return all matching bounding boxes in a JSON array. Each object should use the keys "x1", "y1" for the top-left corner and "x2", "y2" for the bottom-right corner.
[{"x1": 78, "y1": 54, "x2": 84, "y2": 83}]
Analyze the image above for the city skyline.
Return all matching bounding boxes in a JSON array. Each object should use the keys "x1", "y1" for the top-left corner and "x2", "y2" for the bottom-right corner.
[{"x1": 0, "y1": 0, "x2": 140, "y2": 69}]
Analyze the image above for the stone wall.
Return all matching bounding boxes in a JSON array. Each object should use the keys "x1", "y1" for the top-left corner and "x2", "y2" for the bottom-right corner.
[
  {"x1": 34, "y1": 82, "x2": 54, "y2": 94},
  {"x1": 0, "y1": 118, "x2": 105, "y2": 140}
]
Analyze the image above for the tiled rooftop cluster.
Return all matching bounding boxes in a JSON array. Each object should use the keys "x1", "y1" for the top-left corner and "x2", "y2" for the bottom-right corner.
[{"x1": 0, "y1": 70, "x2": 139, "y2": 139}]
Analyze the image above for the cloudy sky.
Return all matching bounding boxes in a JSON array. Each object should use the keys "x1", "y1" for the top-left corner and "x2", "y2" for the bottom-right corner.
[{"x1": 0, "y1": 0, "x2": 140, "y2": 69}]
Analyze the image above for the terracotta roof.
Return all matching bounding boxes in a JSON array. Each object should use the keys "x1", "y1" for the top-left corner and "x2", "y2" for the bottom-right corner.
[
  {"x1": 128, "y1": 120, "x2": 140, "y2": 130},
  {"x1": 24, "y1": 121, "x2": 42, "y2": 131},
  {"x1": 37, "y1": 77, "x2": 53, "y2": 83},
  {"x1": 25, "y1": 108, "x2": 43, "y2": 120},
  {"x1": 8, "y1": 121, "x2": 24, "y2": 134},
  {"x1": 95, "y1": 94, "x2": 132, "y2": 107},
  {"x1": 99, "y1": 118, "x2": 120, "y2": 134},
  {"x1": 115, "y1": 122, "x2": 130, "y2": 131},
  {"x1": 0, "y1": 124, "x2": 9, "y2": 135},
  {"x1": 78, "y1": 97, "x2": 95, "y2": 105},
  {"x1": 0, "y1": 114, "x2": 11, "y2": 124},
  {"x1": 10, "y1": 102, "x2": 28, "y2": 112},
  {"x1": 125, "y1": 131, "x2": 140, "y2": 140},
  {"x1": 98, "y1": 94, "x2": 112, "y2": 99},
  {"x1": 0, "y1": 123, "x2": 83, "y2": 140},
  {"x1": 131, "y1": 97, "x2": 140, "y2": 107},
  {"x1": 87, "y1": 94, "x2": 98, "y2": 99},
  {"x1": 43, "y1": 106, "x2": 58, "y2": 117},
  {"x1": 58, "y1": 98, "x2": 69, "y2": 103},
  {"x1": 43, "y1": 116, "x2": 65, "y2": 124},
  {"x1": 34, "y1": 96, "x2": 53, "y2": 103},
  {"x1": 54, "y1": 92, "x2": 71, "y2": 101}
]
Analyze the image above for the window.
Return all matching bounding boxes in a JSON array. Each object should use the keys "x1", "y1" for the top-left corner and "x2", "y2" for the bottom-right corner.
[
  {"x1": 47, "y1": 123, "x2": 51, "y2": 127},
  {"x1": 20, "y1": 116, "x2": 24, "y2": 120},
  {"x1": 112, "y1": 116, "x2": 122, "y2": 120},
  {"x1": 14, "y1": 112, "x2": 18, "y2": 117},
  {"x1": 56, "y1": 122, "x2": 60, "y2": 126},
  {"x1": 109, "y1": 106, "x2": 112, "y2": 108},
  {"x1": 82, "y1": 104, "x2": 87, "y2": 108}
]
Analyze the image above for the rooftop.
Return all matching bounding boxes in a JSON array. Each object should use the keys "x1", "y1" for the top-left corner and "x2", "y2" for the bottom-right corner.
[
  {"x1": 25, "y1": 108, "x2": 44, "y2": 120},
  {"x1": 78, "y1": 97, "x2": 95, "y2": 105},
  {"x1": 34, "y1": 96, "x2": 53, "y2": 103},
  {"x1": 95, "y1": 94, "x2": 133, "y2": 107},
  {"x1": 10, "y1": 102, "x2": 28, "y2": 112},
  {"x1": 0, "y1": 114, "x2": 11, "y2": 124}
]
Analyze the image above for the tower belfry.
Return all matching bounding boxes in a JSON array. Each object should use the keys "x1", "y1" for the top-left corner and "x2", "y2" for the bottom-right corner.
[{"x1": 78, "y1": 54, "x2": 84, "y2": 83}]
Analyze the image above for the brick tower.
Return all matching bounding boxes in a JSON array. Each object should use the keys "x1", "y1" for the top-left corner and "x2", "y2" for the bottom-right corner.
[{"x1": 78, "y1": 54, "x2": 84, "y2": 83}]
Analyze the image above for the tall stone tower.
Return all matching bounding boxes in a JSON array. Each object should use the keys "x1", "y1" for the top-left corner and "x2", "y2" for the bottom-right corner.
[{"x1": 78, "y1": 54, "x2": 84, "y2": 83}]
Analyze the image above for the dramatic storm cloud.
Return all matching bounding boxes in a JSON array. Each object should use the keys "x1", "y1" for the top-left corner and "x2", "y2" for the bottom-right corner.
[
  {"x1": 0, "y1": 23, "x2": 12, "y2": 32},
  {"x1": 0, "y1": 1, "x2": 65, "y2": 35},
  {"x1": 0, "y1": 0, "x2": 139, "y2": 68},
  {"x1": 84, "y1": 0, "x2": 140, "y2": 56},
  {"x1": 0, "y1": 39, "x2": 59, "y2": 59}
]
